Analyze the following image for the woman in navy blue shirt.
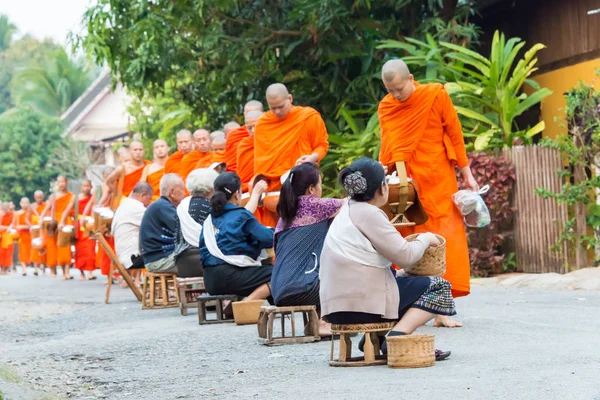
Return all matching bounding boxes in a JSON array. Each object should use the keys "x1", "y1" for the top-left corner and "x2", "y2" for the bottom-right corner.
[{"x1": 200, "y1": 172, "x2": 274, "y2": 301}]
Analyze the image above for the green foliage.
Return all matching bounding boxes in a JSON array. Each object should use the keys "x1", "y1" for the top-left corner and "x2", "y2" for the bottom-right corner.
[
  {"x1": 537, "y1": 78, "x2": 600, "y2": 255},
  {"x1": 442, "y1": 31, "x2": 552, "y2": 148},
  {"x1": 0, "y1": 36, "x2": 61, "y2": 115},
  {"x1": 11, "y1": 47, "x2": 92, "y2": 117},
  {"x1": 0, "y1": 14, "x2": 16, "y2": 52},
  {"x1": 77, "y1": 0, "x2": 473, "y2": 143},
  {"x1": 0, "y1": 108, "x2": 64, "y2": 203}
]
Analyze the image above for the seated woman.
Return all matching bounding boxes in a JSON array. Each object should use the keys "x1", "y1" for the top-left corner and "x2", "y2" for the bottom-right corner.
[
  {"x1": 174, "y1": 168, "x2": 219, "y2": 277},
  {"x1": 320, "y1": 158, "x2": 454, "y2": 360},
  {"x1": 199, "y1": 172, "x2": 274, "y2": 301},
  {"x1": 272, "y1": 163, "x2": 343, "y2": 336}
]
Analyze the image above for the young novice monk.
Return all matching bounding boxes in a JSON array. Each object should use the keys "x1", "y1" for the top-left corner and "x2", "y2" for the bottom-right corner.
[{"x1": 320, "y1": 157, "x2": 454, "y2": 360}]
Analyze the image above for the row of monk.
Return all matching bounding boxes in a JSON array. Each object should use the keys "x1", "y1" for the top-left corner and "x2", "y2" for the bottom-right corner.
[{"x1": 2, "y1": 60, "x2": 479, "y2": 332}]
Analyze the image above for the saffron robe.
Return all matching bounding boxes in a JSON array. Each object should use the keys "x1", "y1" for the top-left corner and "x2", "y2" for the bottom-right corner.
[
  {"x1": 236, "y1": 136, "x2": 255, "y2": 193},
  {"x1": 143, "y1": 165, "x2": 164, "y2": 203},
  {"x1": 378, "y1": 82, "x2": 471, "y2": 297},
  {"x1": 16, "y1": 211, "x2": 31, "y2": 265},
  {"x1": 177, "y1": 151, "x2": 212, "y2": 180},
  {"x1": 122, "y1": 163, "x2": 149, "y2": 197},
  {"x1": 51, "y1": 193, "x2": 75, "y2": 267},
  {"x1": 75, "y1": 195, "x2": 96, "y2": 272},
  {"x1": 0, "y1": 211, "x2": 14, "y2": 267},
  {"x1": 225, "y1": 126, "x2": 249, "y2": 172},
  {"x1": 212, "y1": 150, "x2": 226, "y2": 163},
  {"x1": 164, "y1": 150, "x2": 185, "y2": 175},
  {"x1": 254, "y1": 106, "x2": 329, "y2": 191},
  {"x1": 30, "y1": 202, "x2": 46, "y2": 265}
]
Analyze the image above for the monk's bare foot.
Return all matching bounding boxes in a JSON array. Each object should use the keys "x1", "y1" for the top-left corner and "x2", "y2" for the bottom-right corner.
[{"x1": 433, "y1": 315, "x2": 463, "y2": 328}]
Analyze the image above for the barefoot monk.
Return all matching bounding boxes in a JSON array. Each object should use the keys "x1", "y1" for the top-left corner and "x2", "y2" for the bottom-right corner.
[{"x1": 378, "y1": 59, "x2": 478, "y2": 327}]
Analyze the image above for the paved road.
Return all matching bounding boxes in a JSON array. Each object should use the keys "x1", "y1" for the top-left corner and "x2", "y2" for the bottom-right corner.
[{"x1": 1, "y1": 271, "x2": 599, "y2": 400}]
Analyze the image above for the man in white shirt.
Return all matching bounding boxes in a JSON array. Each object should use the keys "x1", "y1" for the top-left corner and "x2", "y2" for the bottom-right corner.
[{"x1": 112, "y1": 182, "x2": 154, "y2": 282}]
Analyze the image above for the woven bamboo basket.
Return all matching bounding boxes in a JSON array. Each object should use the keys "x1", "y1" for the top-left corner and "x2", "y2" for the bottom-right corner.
[
  {"x1": 57, "y1": 226, "x2": 75, "y2": 247},
  {"x1": 30, "y1": 225, "x2": 41, "y2": 238},
  {"x1": 232, "y1": 300, "x2": 264, "y2": 325},
  {"x1": 405, "y1": 234, "x2": 446, "y2": 276},
  {"x1": 387, "y1": 334, "x2": 435, "y2": 369}
]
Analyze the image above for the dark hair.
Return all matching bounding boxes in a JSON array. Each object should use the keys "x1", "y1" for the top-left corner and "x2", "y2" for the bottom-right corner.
[
  {"x1": 338, "y1": 157, "x2": 385, "y2": 202},
  {"x1": 211, "y1": 172, "x2": 241, "y2": 217},
  {"x1": 276, "y1": 163, "x2": 321, "y2": 230}
]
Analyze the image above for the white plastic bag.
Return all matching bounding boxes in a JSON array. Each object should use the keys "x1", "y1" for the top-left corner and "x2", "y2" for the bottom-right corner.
[{"x1": 452, "y1": 185, "x2": 491, "y2": 228}]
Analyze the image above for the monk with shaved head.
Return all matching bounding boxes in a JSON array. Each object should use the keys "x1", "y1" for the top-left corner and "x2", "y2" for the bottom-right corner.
[
  {"x1": 253, "y1": 83, "x2": 329, "y2": 226},
  {"x1": 48, "y1": 176, "x2": 75, "y2": 279},
  {"x1": 223, "y1": 122, "x2": 241, "y2": 138},
  {"x1": 225, "y1": 100, "x2": 264, "y2": 172},
  {"x1": 141, "y1": 139, "x2": 169, "y2": 202},
  {"x1": 29, "y1": 190, "x2": 47, "y2": 274},
  {"x1": 176, "y1": 129, "x2": 213, "y2": 180},
  {"x1": 14, "y1": 197, "x2": 32, "y2": 276},
  {"x1": 378, "y1": 59, "x2": 478, "y2": 327},
  {"x1": 165, "y1": 129, "x2": 193, "y2": 175},
  {"x1": 236, "y1": 110, "x2": 263, "y2": 193},
  {"x1": 106, "y1": 141, "x2": 149, "y2": 209},
  {"x1": 210, "y1": 131, "x2": 226, "y2": 163}
]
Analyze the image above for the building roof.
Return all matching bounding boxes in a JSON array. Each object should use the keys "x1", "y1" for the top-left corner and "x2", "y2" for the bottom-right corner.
[{"x1": 60, "y1": 68, "x2": 131, "y2": 144}]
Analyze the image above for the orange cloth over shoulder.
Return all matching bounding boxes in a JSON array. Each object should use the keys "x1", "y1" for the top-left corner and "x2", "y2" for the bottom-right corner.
[
  {"x1": 75, "y1": 195, "x2": 96, "y2": 271},
  {"x1": 0, "y1": 211, "x2": 14, "y2": 267},
  {"x1": 193, "y1": 151, "x2": 214, "y2": 170},
  {"x1": 122, "y1": 162, "x2": 150, "y2": 197},
  {"x1": 55, "y1": 193, "x2": 74, "y2": 266},
  {"x1": 212, "y1": 150, "x2": 226, "y2": 163},
  {"x1": 254, "y1": 106, "x2": 328, "y2": 191},
  {"x1": 176, "y1": 151, "x2": 213, "y2": 180},
  {"x1": 16, "y1": 211, "x2": 31, "y2": 265},
  {"x1": 144, "y1": 166, "x2": 164, "y2": 202},
  {"x1": 236, "y1": 136, "x2": 255, "y2": 193},
  {"x1": 378, "y1": 82, "x2": 470, "y2": 297},
  {"x1": 164, "y1": 150, "x2": 185, "y2": 174},
  {"x1": 225, "y1": 126, "x2": 249, "y2": 172}
]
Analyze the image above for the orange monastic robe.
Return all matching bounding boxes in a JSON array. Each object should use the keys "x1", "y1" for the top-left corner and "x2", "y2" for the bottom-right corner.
[
  {"x1": 0, "y1": 211, "x2": 15, "y2": 267},
  {"x1": 176, "y1": 151, "x2": 212, "y2": 181},
  {"x1": 16, "y1": 211, "x2": 32, "y2": 265},
  {"x1": 193, "y1": 152, "x2": 214, "y2": 170},
  {"x1": 45, "y1": 193, "x2": 75, "y2": 267},
  {"x1": 254, "y1": 106, "x2": 329, "y2": 191},
  {"x1": 254, "y1": 105, "x2": 329, "y2": 227},
  {"x1": 75, "y1": 195, "x2": 96, "y2": 272},
  {"x1": 122, "y1": 163, "x2": 149, "y2": 197},
  {"x1": 164, "y1": 151, "x2": 185, "y2": 175},
  {"x1": 30, "y1": 202, "x2": 46, "y2": 265},
  {"x1": 237, "y1": 136, "x2": 255, "y2": 193},
  {"x1": 212, "y1": 150, "x2": 226, "y2": 163},
  {"x1": 144, "y1": 166, "x2": 164, "y2": 202},
  {"x1": 378, "y1": 82, "x2": 471, "y2": 298},
  {"x1": 225, "y1": 126, "x2": 249, "y2": 172}
]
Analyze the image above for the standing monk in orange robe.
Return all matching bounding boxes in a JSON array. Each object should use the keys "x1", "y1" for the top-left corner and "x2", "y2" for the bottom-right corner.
[
  {"x1": 0, "y1": 203, "x2": 15, "y2": 274},
  {"x1": 106, "y1": 141, "x2": 149, "y2": 209},
  {"x1": 141, "y1": 139, "x2": 169, "y2": 202},
  {"x1": 378, "y1": 59, "x2": 479, "y2": 327},
  {"x1": 53, "y1": 176, "x2": 75, "y2": 279},
  {"x1": 14, "y1": 197, "x2": 33, "y2": 276},
  {"x1": 210, "y1": 131, "x2": 227, "y2": 163},
  {"x1": 253, "y1": 83, "x2": 329, "y2": 227},
  {"x1": 164, "y1": 129, "x2": 193, "y2": 176},
  {"x1": 237, "y1": 110, "x2": 266, "y2": 221},
  {"x1": 30, "y1": 190, "x2": 47, "y2": 275},
  {"x1": 62, "y1": 180, "x2": 97, "y2": 280},
  {"x1": 225, "y1": 100, "x2": 264, "y2": 173}
]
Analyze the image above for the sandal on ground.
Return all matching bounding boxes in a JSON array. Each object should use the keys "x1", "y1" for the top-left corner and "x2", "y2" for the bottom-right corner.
[
  {"x1": 435, "y1": 349, "x2": 451, "y2": 361},
  {"x1": 33, "y1": 272, "x2": 38, "y2": 276},
  {"x1": 88, "y1": 276, "x2": 97, "y2": 280}
]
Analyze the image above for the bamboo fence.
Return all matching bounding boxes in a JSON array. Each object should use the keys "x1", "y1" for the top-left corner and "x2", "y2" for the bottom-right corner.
[{"x1": 503, "y1": 145, "x2": 569, "y2": 273}]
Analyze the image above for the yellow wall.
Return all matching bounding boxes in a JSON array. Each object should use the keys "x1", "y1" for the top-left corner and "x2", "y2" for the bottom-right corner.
[{"x1": 531, "y1": 58, "x2": 600, "y2": 139}]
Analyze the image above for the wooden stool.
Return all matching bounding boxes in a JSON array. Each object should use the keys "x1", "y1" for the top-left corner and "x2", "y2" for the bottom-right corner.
[
  {"x1": 141, "y1": 272, "x2": 180, "y2": 310},
  {"x1": 176, "y1": 277, "x2": 207, "y2": 316},
  {"x1": 257, "y1": 305, "x2": 320, "y2": 345},
  {"x1": 197, "y1": 294, "x2": 242, "y2": 324},
  {"x1": 329, "y1": 322, "x2": 396, "y2": 367}
]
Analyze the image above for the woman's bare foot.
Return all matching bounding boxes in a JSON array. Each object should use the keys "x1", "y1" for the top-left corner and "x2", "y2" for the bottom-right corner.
[
  {"x1": 433, "y1": 315, "x2": 463, "y2": 328},
  {"x1": 318, "y1": 320, "x2": 332, "y2": 337}
]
